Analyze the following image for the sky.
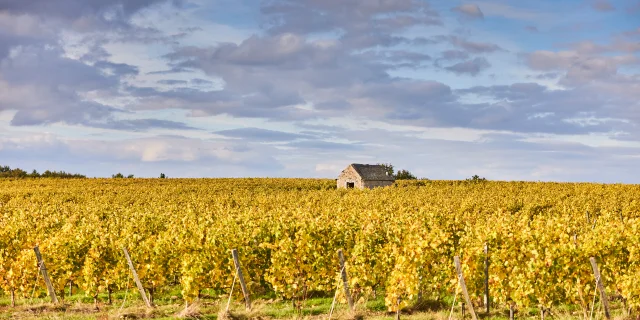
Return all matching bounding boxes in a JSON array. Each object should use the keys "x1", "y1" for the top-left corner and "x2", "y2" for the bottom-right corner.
[{"x1": 0, "y1": 0, "x2": 639, "y2": 181}]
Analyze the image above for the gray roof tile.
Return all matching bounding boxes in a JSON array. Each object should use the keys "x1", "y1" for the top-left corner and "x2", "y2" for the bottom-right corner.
[{"x1": 350, "y1": 164, "x2": 395, "y2": 181}]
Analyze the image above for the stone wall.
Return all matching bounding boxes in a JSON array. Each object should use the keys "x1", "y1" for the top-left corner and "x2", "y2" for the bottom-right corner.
[
  {"x1": 362, "y1": 180, "x2": 394, "y2": 189},
  {"x1": 337, "y1": 166, "x2": 363, "y2": 189}
]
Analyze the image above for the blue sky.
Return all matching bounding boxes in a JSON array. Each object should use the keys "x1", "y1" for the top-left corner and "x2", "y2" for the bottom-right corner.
[{"x1": 0, "y1": 0, "x2": 639, "y2": 181}]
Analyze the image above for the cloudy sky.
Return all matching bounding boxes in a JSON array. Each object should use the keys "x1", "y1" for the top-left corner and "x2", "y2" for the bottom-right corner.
[{"x1": 0, "y1": 0, "x2": 639, "y2": 181}]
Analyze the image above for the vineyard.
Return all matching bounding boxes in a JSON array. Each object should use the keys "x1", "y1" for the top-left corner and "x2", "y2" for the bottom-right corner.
[{"x1": 1, "y1": 178, "x2": 639, "y2": 318}]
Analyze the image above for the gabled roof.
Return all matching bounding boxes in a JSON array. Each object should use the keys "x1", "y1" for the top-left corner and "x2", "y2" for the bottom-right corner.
[{"x1": 350, "y1": 164, "x2": 395, "y2": 181}]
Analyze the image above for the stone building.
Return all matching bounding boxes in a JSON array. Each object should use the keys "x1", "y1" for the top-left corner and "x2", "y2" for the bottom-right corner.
[{"x1": 336, "y1": 163, "x2": 395, "y2": 189}]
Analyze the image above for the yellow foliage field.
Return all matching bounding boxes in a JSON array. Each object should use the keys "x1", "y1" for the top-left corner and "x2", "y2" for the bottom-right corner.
[{"x1": 1, "y1": 178, "x2": 639, "y2": 314}]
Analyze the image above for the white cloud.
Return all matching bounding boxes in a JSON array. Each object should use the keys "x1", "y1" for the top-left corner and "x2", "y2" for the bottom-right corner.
[
  {"x1": 451, "y1": 4, "x2": 485, "y2": 20},
  {"x1": 474, "y1": 1, "x2": 550, "y2": 21}
]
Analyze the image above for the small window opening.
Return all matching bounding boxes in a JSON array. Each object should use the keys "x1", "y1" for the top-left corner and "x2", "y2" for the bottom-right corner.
[{"x1": 346, "y1": 182, "x2": 355, "y2": 188}]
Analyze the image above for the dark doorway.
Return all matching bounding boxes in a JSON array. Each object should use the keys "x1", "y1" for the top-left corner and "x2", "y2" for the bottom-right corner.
[{"x1": 346, "y1": 182, "x2": 355, "y2": 188}]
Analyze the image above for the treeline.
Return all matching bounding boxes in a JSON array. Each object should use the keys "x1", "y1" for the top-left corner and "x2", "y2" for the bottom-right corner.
[
  {"x1": 0, "y1": 165, "x2": 86, "y2": 179},
  {"x1": 377, "y1": 163, "x2": 420, "y2": 180}
]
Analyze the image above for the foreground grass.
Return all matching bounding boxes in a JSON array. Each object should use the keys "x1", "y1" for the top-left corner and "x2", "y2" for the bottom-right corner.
[{"x1": 0, "y1": 290, "x2": 631, "y2": 320}]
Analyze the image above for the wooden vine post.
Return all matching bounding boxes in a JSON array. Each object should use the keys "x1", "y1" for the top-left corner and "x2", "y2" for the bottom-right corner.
[
  {"x1": 454, "y1": 256, "x2": 478, "y2": 320},
  {"x1": 589, "y1": 257, "x2": 611, "y2": 320},
  {"x1": 484, "y1": 243, "x2": 490, "y2": 314},
  {"x1": 33, "y1": 245, "x2": 59, "y2": 304},
  {"x1": 232, "y1": 249, "x2": 252, "y2": 310},
  {"x1": 509, "y1": 303, "x2": 515, "y2": 320},
  {"x1": 337, "y1": 249, "x2": 355, "y2": 311},
  {"x1": 122, "y1": 247, "x2": 153, "y2": 308}
]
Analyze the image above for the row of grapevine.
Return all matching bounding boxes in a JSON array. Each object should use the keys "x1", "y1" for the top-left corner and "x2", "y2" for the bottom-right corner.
[{"x1": 0, "y1": 178, "x2": 639, "y2": 315}]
